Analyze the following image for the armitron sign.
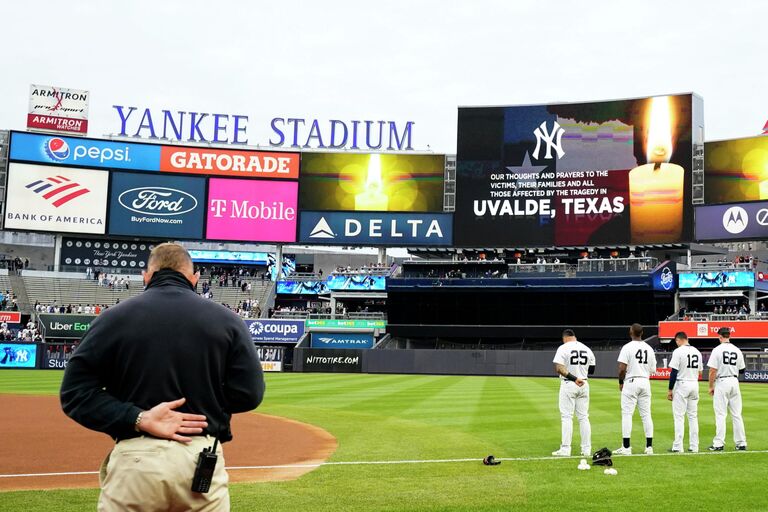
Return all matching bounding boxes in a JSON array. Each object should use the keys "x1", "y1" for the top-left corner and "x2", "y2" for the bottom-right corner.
[{"x1": 28, "y1": 84, "x2": 89, "y2": 135}]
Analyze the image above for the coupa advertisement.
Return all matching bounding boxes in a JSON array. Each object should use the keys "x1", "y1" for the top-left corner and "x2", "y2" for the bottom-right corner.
[
  {"x1": 108, "y1": 172, "x2": 206, "y2": 239},
  {"x1": 704, "y1": 136, "x2": 768, "y2": 204},
  {"x1": 299, "y1": 152, "x2": 444, "y2": 212},
  {"x1": 4, "y1": 163, "x2": 109, "y2": 235},
  {"x1": 245, "y1": 319, "x2": 305, "y2": 344},
  {"x1": 455, "y1": 94, "x2": 700, "y2": 247},
  {"x1": 311, "y1": 333, "x2": 375, "y2": 349}
]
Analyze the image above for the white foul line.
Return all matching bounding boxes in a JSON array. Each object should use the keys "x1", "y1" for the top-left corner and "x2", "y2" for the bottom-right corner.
[{"x1": 2, "y1": 449, "x2": 766, "y2": 479}]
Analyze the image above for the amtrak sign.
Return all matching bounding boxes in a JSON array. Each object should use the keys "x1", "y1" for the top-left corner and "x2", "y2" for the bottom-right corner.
[{"x1": 298, "y1": 211, "x2": 453, "y2": 246}]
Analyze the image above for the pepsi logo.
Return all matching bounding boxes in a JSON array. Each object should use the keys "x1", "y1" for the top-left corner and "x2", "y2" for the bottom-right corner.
[{"x1": 44, "y1": 138, "x2": 70, "y2": 161}]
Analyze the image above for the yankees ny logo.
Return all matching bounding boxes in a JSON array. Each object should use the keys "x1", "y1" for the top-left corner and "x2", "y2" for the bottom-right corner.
[{"x1": 532, "y1": 121, "x2": 565, "y2": 160}]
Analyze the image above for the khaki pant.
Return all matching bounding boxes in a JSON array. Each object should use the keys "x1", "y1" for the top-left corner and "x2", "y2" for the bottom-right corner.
[{"x1": 98, "y1": 436, "x2": 229, "y2": 512}]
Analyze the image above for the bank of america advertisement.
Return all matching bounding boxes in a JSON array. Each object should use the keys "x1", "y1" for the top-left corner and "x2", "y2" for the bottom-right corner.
[
  {"x1": 455, "y1": 94, "x2": 700, "y2": 246},
  {"x1": 108, "y1": 172, "x2": 206, "y2": 239},
  {"x1": 299, "y1": 153, "x2": 444, "y2": 212},
  {"x1": 704, "y1": 136, "x2": 768, "y2": 204},
  {"x1": 4, "y1": 163, "x2": 109, "y2": 234}
]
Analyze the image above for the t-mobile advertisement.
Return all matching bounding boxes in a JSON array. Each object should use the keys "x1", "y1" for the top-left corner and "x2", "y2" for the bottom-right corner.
[
  {"x1": 455, "y1": 94, "x2": 700, "y2": 247},
  {"x1": 206, "y1": 178, "x2": 298, "y2": 243}
]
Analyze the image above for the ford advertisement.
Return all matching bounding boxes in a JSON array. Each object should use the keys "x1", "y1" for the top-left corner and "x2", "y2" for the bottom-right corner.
[
  {"x1": 9, "y1": 131, "x2": 161, "y2": 171},
  {"x1": 311, "y1": 333, "x2": 375, "y2": 349},
  {"x1": 245, "y1": 319, "x2": 305, "y2": 344},
  {"x1": 108, "y1": 172, "x2": 206, "y2": 239}
]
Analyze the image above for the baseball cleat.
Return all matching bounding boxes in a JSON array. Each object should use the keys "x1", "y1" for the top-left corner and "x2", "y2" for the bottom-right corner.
[
  {"x1": 688, "y1": 448, "x2": 699, "y2": 453},
  {"x1": 667, "y1": 448, "x2": 681, "y2": 453},
  {"x1": 707, "y1": 445, "x2": 724, "y2": 452},
  {"x1": 580, "y1": 449, "x2": 592, "y2": 457},
  {"x1": 551, "y1": 448, "x2": 571, "y2": 457},
  {"x1": 613, "y1": 447, "x2": 632, "y2": 455},
  {"x1": 736, "y1": 445, "x2": 747, "y2": 451},
  {"x1": 644, "y1": 447, "x2": 654, "y2": 455}
]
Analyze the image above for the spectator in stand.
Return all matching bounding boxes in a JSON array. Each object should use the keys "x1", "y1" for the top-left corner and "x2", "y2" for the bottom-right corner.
[{"x1": 760, "y1": 303, "x2": 766, "y2": 313}]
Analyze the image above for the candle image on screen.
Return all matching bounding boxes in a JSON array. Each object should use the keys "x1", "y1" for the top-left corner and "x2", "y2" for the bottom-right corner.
[
  {"x1": 354, "y1": 154, "x2": 389, "y2": 211},
  {"x1": 629, "y1": 96, "x2": 684, "y2": 243}
]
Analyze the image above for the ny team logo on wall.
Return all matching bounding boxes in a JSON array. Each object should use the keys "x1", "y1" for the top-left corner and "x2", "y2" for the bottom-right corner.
[{"x1": 4, "y1": 163, "x2": 109, "y2": 235}]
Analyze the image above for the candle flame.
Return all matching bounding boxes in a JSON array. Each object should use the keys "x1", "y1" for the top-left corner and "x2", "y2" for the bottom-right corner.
[
  {"x1": 366, "y1": 153, "x2": 383, "y2": 188},
  {"x1": 646, "y1": 96, "x2": 675, "y2": 164}
]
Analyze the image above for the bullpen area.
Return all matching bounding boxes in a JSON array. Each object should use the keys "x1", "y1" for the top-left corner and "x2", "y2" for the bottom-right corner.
[{"x1": 1, "y1": 371, "x2": 767, "y2": 511}]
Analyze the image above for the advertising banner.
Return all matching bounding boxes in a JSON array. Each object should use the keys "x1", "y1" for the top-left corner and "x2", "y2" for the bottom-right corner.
[
  {"x1": 695, "y1": 201, "x2": 768, "y2": 241},
  {"x1": 301, "y1": 348, "x2": 363, "y2": 372},
  {"x1": 0, "y1": 344, "x2": 37, "y2": 369},
  {"x1": 455, "y1": 94, "x2": 698, "y2": 247},
  {"x1": 0, "y1": 312, "x2": 22, "y2": 324},
  {"x1": 5, "y1": 163, "x2": 109, "y2": 235},
  {"x1": 60, "y1": 237, "x2": 153, "y2": 269},
  {"x1": 160, "y1": 146, "x2": 299, "y2": 179},
  {"x1": 704, "y1": 136, "x2": 768, "y2": 204},
  {"x1": 326, "y1": 274, "x2": 386, "y2": 291},
  {"x1": 189, "y1": 250, "x2": 269, "y2": 264},
  {"x1": 245, "y1": 319, "x2": 305, "y2": 344},
  {"x1": 743, "y1": 370, "x2": 768, "y2": 382},
  {"x1": 9, "y1": 132, "x2": 161, "y2": 171},
  {"x1": 299, "y1": 211, "x2": 453, "y2": 246},
  {"x1": 678, "y1": 271, "x2": 754, "y2": 289},
  {"x1": 276, "y1": 280, "x2": 329, "y2": 295},
  {"x1": 299, "y1": 153, "x2": 444, "y2": 212},
  {"x1": 311, "y1": 333, "x2": 375, "y2": 349},
  {"x1": 108, "y1": 172, "x2": 206, "y2": 239},
  {"x1": 658, "y1": 321, "x2": 768, "y2": 340},
  {"x1": 306, "y1": 318, "x2": 386, "y2": 329},
  {"x1": 256, "y1": 346, "x2": 284, "y2": 372},
  {"x1": 206, "y1": 178, "x2": 298, "y2": 243},
  {"x1": 28, "y1": 85, "x2": 89, "y2": 135},
  {"x1": 43, "y1": 357, "x2": 69, "y2": 370},
  {"x1": 651, "y1": 261, "x2": 676, "y2": 292},
  {"x1": 38, "y1": 314, "x2": 96, "y2": 339}
]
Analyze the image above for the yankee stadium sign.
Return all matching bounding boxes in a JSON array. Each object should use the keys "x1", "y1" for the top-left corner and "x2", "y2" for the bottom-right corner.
[{"x1": 112, "y1": 105, "x2": 416, "y2": 150}]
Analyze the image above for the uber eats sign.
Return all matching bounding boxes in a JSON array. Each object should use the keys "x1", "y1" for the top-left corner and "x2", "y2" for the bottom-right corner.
[{"x1": 38, "y1": 314, "x2": 96, "y2": 339}]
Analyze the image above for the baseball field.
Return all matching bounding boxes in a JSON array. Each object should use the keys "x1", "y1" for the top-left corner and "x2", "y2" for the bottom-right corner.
[{"x1": 1, "y1": 370, "x2": 767, "y2": 511}]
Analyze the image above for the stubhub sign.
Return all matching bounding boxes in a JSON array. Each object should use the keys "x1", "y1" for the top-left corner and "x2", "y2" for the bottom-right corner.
[
  {"x1": 299, "y1": 211, "x2": 453, "y2": 246},
  {"x1": 9, "y1": 131, "x2": 161, "y2": 171},
  {"x1": 245, "y1": 319, "x2": 305, "y2": 344}
]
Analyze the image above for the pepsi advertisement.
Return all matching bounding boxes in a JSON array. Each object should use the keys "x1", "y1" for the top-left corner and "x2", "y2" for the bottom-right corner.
[
  {"x1": 245, "y1": 319, "x2": 305, "y2": 344},
  {"x1": 695, "y1": 201, "x2": 768, "y2": 242},
  {"x1": 0, "y1": 344, "x2": 37, "y2": 369},
  {"x1": 298, "y1": 211, "x2": 453, "y2": 246},
  {"x1": 9, "y1": 131, "x2": 161, "y2": 171},
  {"x1": 327, "y1": 275, "x2": 386, "y2": 291},
  {"x1": 311, "y1": 333, "x2": 375, "y2": 349},
  {"x1": 108, "y1": 172, "x2": 206, "y2": 239},
  {"x1": 678, "y1": 271, "x2": 755, "y2": 289}
]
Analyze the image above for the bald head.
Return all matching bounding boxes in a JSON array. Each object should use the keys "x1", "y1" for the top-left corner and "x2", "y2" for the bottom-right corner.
[{"x1": 143, "y1": 243, "x2": 198, "y2": 286}]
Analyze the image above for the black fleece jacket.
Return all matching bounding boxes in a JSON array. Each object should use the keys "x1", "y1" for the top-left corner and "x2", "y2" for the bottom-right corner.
[{"x1": 60, "y1": 269, "x2": 264, "y2": 442}]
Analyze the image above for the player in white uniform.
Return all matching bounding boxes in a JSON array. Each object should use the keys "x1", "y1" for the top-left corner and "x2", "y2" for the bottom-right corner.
[
  {"x1": 667, "y1": 332, "x2": 703, "y2": 452},
  {"x1": 707, "y1": 327, "x2": 747, "y2": 451},
  {"x1": 614, "y1": 323, "x2": 657, "y2": 455},
  {"x1": 551, "y1": 329, "x2": 596, "y2": 457}
]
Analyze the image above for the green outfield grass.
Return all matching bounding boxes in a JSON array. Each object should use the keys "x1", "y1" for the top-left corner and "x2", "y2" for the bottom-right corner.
[{"x1": 1, "y1": 370, "x2": 767, "y2": 511}]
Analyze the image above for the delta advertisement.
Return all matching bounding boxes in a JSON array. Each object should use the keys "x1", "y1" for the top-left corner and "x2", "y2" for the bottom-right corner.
[
  {"x1": 695, "y1": 201, "x2": 768, "y2": 242},
  {"x1": 704, "y1": 136, "x2": 768, "y2": 204},
  {"x1": 298, "y1": 211, "x2": 453, "y2": 246},
  {"x1": 27, "y1": 84, "x2": 89, "y2": 135},
  {"x1": 4, "y1": 163, "x2": 109, "y2": 235},
  {"x1": 108, "y1": 172, "x2": 207, "y2": 239},
  {"x1": 455, "y1": 94, "x2": 699, "y2": 247},
  {"x1": 299, "y1": 153, "x2": 445, "y2": 212},
  {"x1": 206, "y1": 178, "x2": 298, "y2": 243},
  {"x1": 60, "y1": 237, "x2": 153, "y2": 269},
  {"x1": 0, "y1": 344, "x2": 37, "y2": 369},
  {"x1": 311, "y1": 333, "x2": 375, "y2": 349},
  {"x1": 245, "y1": 319, "x2": 305, "y2": 344},
  {"x1": 678, "y1": 270, "x2": 755, "y2": 289},
  {"x1": 9, "y1": 132, "x2": 161, "y2": 171}
]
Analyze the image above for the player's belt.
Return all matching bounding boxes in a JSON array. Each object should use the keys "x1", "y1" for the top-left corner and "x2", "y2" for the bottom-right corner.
[
  {"x1": 717, "y1": 375, "x2": 737, "y2": 379},
  {"x1": 626, "y1": 376, "x2": 648, "y2": 382}
]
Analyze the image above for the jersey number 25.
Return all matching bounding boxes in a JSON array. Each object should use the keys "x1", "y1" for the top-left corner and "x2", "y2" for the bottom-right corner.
[{"x1": 570, "y1": 351, "x2": 588, "y2": 365}]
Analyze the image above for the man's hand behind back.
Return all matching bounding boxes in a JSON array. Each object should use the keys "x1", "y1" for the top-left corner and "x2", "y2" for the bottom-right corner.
[{"x1": 138, "y1": 397, "x2": 208, "y2": 443}]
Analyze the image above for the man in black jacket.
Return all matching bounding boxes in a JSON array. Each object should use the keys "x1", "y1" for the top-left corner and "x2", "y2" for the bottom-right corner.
[{"x1": 61, "y1": 243, "x2": 265, "y2": 511}]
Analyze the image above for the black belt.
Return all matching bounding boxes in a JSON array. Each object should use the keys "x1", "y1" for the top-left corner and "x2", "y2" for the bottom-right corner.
[
  {"x1": 627, "y1": 377, "x2": 648, "y2": 383},
  {"x1": 717, "y1": 375, "x2": 737, "y2": 380}
]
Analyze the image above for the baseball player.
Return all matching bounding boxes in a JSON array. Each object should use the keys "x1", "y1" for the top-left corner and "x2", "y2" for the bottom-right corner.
[
  {"x1": 707, "y1": 327, "x2": 747, "y2": 451},
  {"x1": 667, "y1": 332, "x2": 703, "y2": 452},
  {"x1": 615, "y1": 323, "x2": 657, "y2": 455},
  {"x1": 552, "y1": 329, "x2": 596, "y2": 457}
]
